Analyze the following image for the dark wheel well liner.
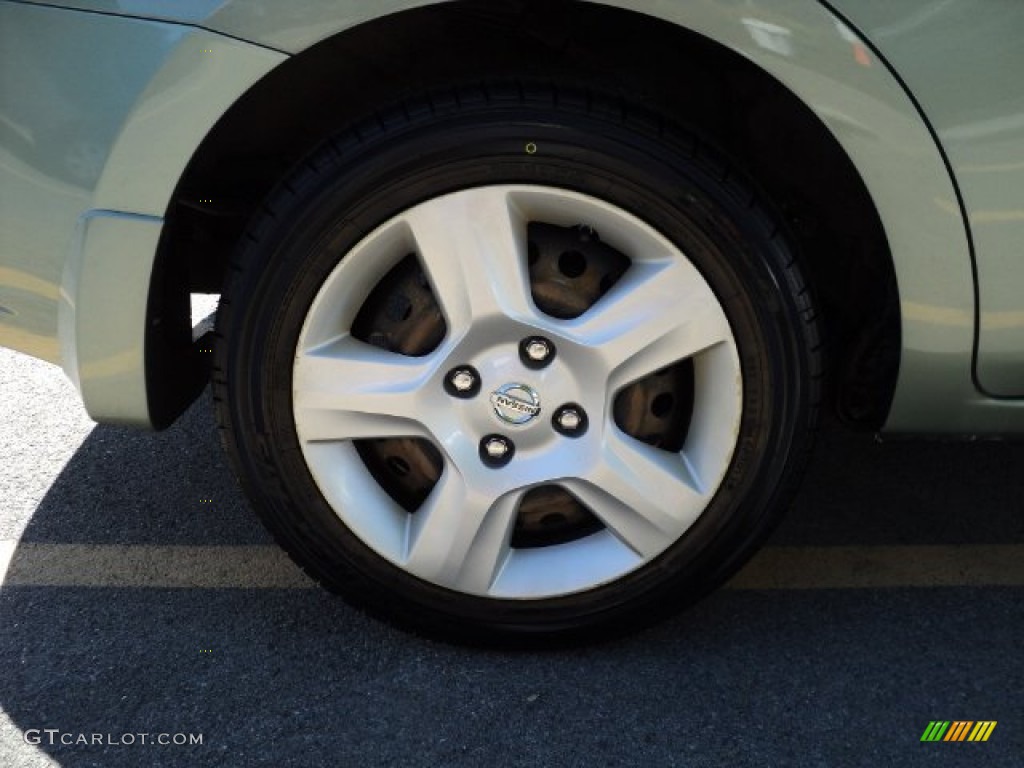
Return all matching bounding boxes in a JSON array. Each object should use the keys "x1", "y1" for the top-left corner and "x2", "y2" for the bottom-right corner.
[{"x1": 150, "y1": 0, "x2": 898, "y2": 429}]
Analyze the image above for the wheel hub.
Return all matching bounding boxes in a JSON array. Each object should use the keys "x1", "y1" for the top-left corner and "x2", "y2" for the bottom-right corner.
[
  {"x1": 348, "y1": 209, "x2": 699, "y2": 544},
  {"x1": 489, "y1": 382, "x2": 542, "y2": 425},
  {"x1": 293, "y1": 185, "x2": 742, "y2": 598}
]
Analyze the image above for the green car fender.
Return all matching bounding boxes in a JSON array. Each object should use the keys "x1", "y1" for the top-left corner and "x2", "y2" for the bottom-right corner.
[{"x1": 6, "y1": 0, "x2": 1014, "y2": 431}]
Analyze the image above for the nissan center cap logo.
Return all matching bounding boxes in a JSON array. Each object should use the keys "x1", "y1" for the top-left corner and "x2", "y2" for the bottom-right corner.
[{"x1": 490, "y1": 383, "x2": 541, "y2": 425}]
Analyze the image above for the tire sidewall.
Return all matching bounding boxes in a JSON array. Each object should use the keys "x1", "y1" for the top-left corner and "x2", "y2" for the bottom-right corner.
[{"x1": 221, "y1": 101, "x2": 814, "y2": 641}]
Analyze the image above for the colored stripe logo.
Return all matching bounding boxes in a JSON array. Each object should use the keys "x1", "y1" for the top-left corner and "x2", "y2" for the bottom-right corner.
[{"x1": 921, "y1": 721, "x2": 997, "y2": 742}]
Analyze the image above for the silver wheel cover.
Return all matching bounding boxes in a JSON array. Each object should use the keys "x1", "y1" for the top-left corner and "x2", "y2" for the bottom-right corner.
[{"x1": 293, "y1": 185, "x2": 742, "y2": 599}]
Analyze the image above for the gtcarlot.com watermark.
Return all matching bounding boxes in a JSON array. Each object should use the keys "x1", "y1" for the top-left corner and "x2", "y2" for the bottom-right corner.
[{"x1": 24, "y1": 729, "x2": 202, "y2": 747}]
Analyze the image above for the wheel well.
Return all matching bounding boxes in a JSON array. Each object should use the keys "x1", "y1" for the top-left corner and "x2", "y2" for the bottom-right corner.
[{"x1": 153, "y1": 0, "x2": 898, "y2": 428}]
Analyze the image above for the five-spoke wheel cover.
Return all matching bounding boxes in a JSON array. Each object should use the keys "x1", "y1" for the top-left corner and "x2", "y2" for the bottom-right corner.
[{"x1": 291, "y1": 185, "x2": 742, "y2": 599}]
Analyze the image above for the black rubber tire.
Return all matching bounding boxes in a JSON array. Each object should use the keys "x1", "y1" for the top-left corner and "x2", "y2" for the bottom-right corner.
[{"x1": 213, "y1": 83, "x2": 821, "y2": 646}]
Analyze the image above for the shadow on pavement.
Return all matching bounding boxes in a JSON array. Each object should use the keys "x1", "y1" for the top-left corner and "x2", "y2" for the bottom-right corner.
[{"x1": 1, "y1": 395, "x2": 1021, "y2": 766}]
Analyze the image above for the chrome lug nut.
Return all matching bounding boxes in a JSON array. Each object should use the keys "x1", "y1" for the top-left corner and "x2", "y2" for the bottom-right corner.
[
  {"x1": 452, "y1": 370, "x2": 475, "y2": 392},
  {"x1": 485, "y1": 438, "x2": 509, "y2": 458},
  {"x1": 553, "y1": 404, "x2": 588, "y2": 437},
  {"x1": 526, "y1": 340, "x2": 551, "y2": 362},
  {"x1": 480, "y1": 435, "x2": 515, "y2": 467},
  {"x1": 444, "y1": 365, "x2": 481, "y2": 398},
  {"x1": 520, "y1": 336, "x2": 556, "y2": 369},
  {"x1": 557, "y1": 409, "x2": 582, "y2": 431}
]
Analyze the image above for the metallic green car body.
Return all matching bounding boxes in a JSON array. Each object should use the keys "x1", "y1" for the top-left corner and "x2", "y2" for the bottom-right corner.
[
  {"x1": 829, "y1": 0, "x2": 1024, "y2": 399},
  {"x1": 1, "y1": 0, "x2": 1022, "y2": 432}
]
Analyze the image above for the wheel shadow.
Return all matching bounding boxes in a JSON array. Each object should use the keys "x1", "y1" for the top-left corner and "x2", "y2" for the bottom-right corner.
[
  {"x1": 1, "y1": 394, "x2": 1022, "y2": 766},
  {"x1": 11, "y1": 392, "x2": 267, "y2": 548}
]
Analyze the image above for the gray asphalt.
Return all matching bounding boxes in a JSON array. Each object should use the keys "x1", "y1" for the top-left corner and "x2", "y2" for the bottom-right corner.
[{"x1": 1, "y1": 347, "x2": 1021, "y2": 767}]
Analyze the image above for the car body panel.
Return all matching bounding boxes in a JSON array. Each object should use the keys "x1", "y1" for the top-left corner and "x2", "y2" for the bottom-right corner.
[
  {"x1": 2, "y1": 0, "x2": 227, "y2": 25},
  {"x1": 0, "y1": 5, "x2": 183, "y2": 365},
  {"x1": 59, "y1": 211, "x2": 162, "y2": 423},
  {"x1": 9, "y1": 0, "x2": 442, "y2": 53},
  {"x1": 1, "y1": 0, "x2": 1022, "y2": 432},
  {"x1": 829, "y1": 0, "x2": 1024, "y2": 398},
  {"x1": 0, "y1": 2, "x2": 285, "y2": 424}
]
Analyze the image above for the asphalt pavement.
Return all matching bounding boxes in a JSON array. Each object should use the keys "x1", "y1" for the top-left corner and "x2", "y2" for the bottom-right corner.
[{"x1": 1, "y1": 346, "x2": 1021, "y2": 767}]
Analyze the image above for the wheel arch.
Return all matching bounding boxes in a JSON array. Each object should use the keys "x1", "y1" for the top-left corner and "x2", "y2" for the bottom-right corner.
[{"x1": 153, "y1": 0, "x2": 970, "y2": 430}]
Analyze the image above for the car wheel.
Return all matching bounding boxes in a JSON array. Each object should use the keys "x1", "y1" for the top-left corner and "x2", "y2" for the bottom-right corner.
[{"x1": 213, "y1": 84, "x2": 821, "y2": 644}]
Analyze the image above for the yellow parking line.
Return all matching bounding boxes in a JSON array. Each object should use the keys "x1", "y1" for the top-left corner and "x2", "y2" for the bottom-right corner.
[
  {"x1": 0, "y1": 542, "x2": 313, "y2": 589},
  {"x1": 1, "y1": 542, "x2": 1022, "y2": 590}
]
